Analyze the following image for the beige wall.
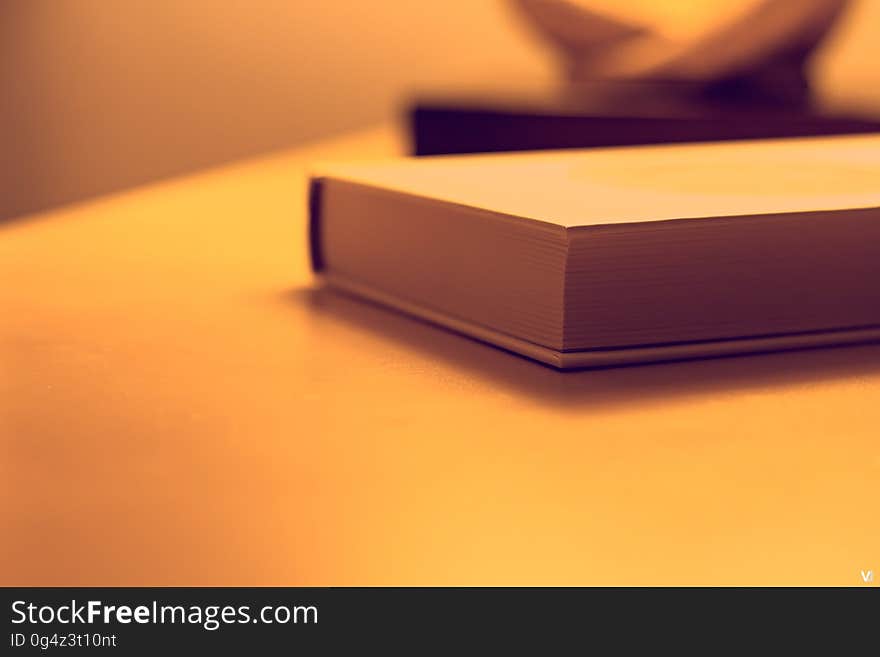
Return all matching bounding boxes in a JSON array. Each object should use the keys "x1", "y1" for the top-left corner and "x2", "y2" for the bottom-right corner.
[{"x1": 1, "y1": 0, "x2": 878, "y2": 221}]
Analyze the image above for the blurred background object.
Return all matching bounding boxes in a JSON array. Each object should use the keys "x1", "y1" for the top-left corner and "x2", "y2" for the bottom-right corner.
[
  {"x1": 1, "y1": 0, "x2": 879, "y2": 222},
  {"x1": 514, "y1": 0, "x2": 851, "y2": 105}
]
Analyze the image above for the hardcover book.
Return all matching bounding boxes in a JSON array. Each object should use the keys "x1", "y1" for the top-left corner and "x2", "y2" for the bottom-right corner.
[
  {"x1": 309, "y1": 134, "x2": 880, "y2": 369},
  {"x1": 409, "y1": 84, "x2": 880, "y2": 156}
]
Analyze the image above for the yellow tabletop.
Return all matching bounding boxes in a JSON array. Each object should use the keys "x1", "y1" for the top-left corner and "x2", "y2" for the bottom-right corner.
[{"x1": 2, "y1": 125, "x2": 878, "y2": 586}]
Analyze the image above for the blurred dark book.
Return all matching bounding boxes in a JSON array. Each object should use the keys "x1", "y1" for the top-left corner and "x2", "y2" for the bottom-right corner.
[{"x1": 408, "y1": 82, "x2": 880, "y2": 156}]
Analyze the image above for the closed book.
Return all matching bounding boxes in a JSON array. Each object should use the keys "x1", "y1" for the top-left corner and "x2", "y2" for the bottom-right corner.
[
  {"x1": 409, "y1": 83, "x2": 880, "y2": 155},
  {"x1": 309, "y1": 134, "x2": 880, "y2": 369}
]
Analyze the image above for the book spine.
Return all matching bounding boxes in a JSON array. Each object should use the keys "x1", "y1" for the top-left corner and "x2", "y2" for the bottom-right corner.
[{"x1": 307, "y1": 177, "x2": 325, "y2": 273}]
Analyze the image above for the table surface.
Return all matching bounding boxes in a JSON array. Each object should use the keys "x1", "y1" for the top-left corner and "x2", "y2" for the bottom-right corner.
[{"x1": 2, "y1": 125, "x2": 878, "y2": 586}]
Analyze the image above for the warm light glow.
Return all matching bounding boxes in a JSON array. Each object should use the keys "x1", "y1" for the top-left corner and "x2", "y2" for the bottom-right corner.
[{"x1": 576, "y1": 0, "x2": 754, "y2": 38}]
